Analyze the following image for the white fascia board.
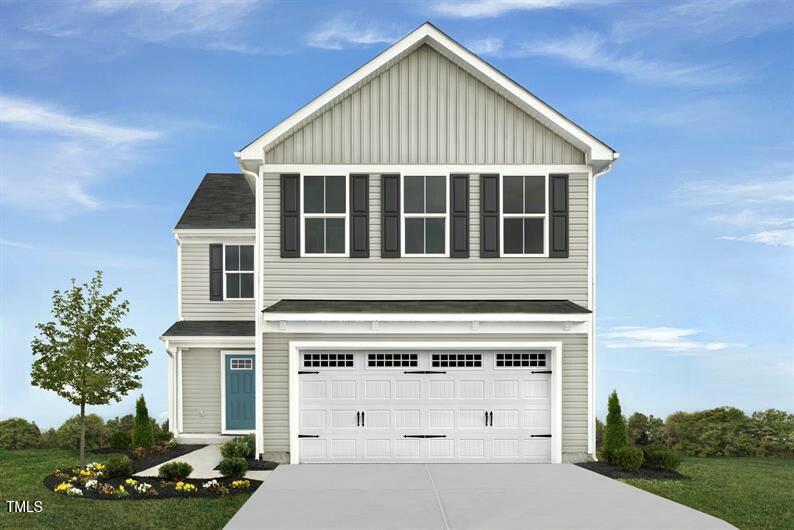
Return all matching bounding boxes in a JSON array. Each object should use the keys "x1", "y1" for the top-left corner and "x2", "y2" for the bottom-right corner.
[
  {"x1": 158, "y1": 336, "x2": 256, "y2": 351},
  {"x1": 262, "y1": 312, "x2": 591, "y2": 323},
  {"x1": 237, "y1": 23, "x2": 618, "y2": 167},
  {"x1": 264, "y1": 320, "x2": 589, "y2": 335},
  {"x1": 173, "y1": 228, "x2": 255, "y2": 239}
]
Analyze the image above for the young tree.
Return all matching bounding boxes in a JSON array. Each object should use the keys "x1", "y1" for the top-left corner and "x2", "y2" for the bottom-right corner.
[
  {"x1": 132, "y1": 395, "x2": 155, "y2": 448},
  {"x1": 31, "y1": 271, "x2": 151, "y2": 466},
  {"x1": 602, "y1": 390, "x2": 629, "y2": 463},
  {"x1": 628, "y1": 412, "x2": 651, "y2": 445}
]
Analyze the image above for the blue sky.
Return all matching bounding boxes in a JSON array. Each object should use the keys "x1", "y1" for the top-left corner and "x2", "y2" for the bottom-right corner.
[{"x1": 1, "y1": 0, "x2": 792, "y2": 429}]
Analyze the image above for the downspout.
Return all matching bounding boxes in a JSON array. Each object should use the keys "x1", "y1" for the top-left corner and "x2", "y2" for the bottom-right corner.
[{"x1": 237, "y1": 156, "x2": 265, "y2": 460}]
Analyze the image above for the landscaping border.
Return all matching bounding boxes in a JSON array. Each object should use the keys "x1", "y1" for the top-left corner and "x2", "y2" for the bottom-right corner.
[{"x1": 576, "y1": 461, "x2": 687, "y2": 480}]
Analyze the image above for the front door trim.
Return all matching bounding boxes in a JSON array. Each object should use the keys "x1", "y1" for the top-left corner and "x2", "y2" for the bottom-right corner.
[
  {"x1": 221, "y1": 350, "x2": 256, "y2": 435},
  {"x1": 288, "y1": 340, "x2": 562, "y2": 464}
]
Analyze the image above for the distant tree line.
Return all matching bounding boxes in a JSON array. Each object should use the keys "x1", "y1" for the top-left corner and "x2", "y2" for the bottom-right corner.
[{"x1": 596, "y1": 406, "x2": 793, "y2": 457}]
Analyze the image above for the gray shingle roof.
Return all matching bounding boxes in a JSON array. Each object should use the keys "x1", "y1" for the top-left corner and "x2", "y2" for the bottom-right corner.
[
  {"x1": 263, "y1": 300, "x2": 590, "y2": 314},
  {"x1": 162, "y1": 320, "x2": 255, "y2": 337},
  {"x1": 175, "y1": 173, "x2": 255, "y2": 229}
]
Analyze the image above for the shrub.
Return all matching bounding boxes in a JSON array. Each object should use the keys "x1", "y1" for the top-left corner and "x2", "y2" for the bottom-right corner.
[
  {"x1": 0, "y1": 418, "x2": 41, "y2": 449},
  {"x1": 628, "y1": 412, "x2": 665, "y2": 446},
  {"x1": 132, "y1": 396, "x2": 154, "y2": 448},
  {"x1": 153, "y1": 420, "x2": 173, "y2": 443},
  {"x1": 595, "y1": 418, "x2": 604, "y2": 451},
  {"x1": 218, "y1": 457, "x2": 247, "y2": 479},
  {"x1": 642, "y1": 446, "x2": 683, "y2": 471},
  {"x1": 110, "y1": 429, "x2": 131, "y2": 450},
  {"x1": 221, "y1": 435, "x2": 254, "y2": 459},
  {"x1": 602, "y1": 391, "x2": 628, "y2": 464},
  {"x1": 748, "y1": 409, "x2": 794, "y2": 457},
  {"x1": 54, "y1": 414, "x2": 109, "y2": 450},
  {"x1": 105, "y1": 455, "x2": 134, "y2": 478},
  {"x1": 158, "y1": 461, "x2": 193, "y2": 481},
  {"x1": 612, "y1": 446, "x2": 643, "y2": 472},
  {"x1": 39, "y1": 428, "x2": 57, "y2": 448},
  {"x1": 106, "y1": 414, "x2": 134, "y2": 438}
]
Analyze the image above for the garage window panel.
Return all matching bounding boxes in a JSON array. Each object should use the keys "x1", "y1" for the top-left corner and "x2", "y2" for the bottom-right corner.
[
  {"x1": 367, "y1": 353, "x2": 418, "y2": 368},
  {"x1": 431, "y1": 353, "x2": 482, "y2": 368},
  {"x1": 495, "y1": 352, "x2": 548, "y2": 368},
  {"x1": 303, "y1": 353, "x2": 354, "y2": 368}
]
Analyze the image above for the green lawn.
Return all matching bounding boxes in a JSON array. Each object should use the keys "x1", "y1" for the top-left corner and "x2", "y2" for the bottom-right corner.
[
  {"x1": 623, "y1": 457, "x2": 794, "y2": 530},
  {"x1": 0, "y1": 449, "x2": 251, "y2": 529}
]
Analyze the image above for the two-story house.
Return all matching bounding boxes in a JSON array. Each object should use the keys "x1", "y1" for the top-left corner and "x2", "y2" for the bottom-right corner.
[{"x1": 161, "y1": 23, "x2": 619, "y2": 465}]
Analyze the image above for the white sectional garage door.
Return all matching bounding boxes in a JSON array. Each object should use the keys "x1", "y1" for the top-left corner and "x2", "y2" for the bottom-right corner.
[{"x1": 298, "y1": 350, "x2": 552, "y2": 463}]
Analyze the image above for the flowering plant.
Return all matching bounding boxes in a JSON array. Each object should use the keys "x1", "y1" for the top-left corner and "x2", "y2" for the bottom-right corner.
[
  {"x1": 202, "y1": 479, "x2": 229, "y2": 495},
  {"x1": 84, "y1": 479, "x2": 98, "y2": 491},
  {"x1": 112, "y1": 485, "x2": 129, "y2": 498},
  {"x1": 230, "y1": 480, "x2": 250, "y2": 489},
  {"x1": 51, "y1": 469, "x2": 69, "y2": 479},
  {"x1": 134, "y1": 482, "x2": 157, "y2": 496},
  {"x1": 125, "y1": 478, "x2": 138, "y2": 487},
  {"x1": 175, "y1": 481, "x2": 197, "y2": 494},
  {"x1": 54, "y1": 482, "x2": 83, "y2": 496}
]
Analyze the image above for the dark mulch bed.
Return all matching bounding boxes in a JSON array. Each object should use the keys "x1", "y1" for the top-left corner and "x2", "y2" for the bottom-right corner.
[
  {"x1": 576, "y1": 461, "x2": 687, "y2": 480},
  {"x1": 90, "y1": 444, "x2": 206, "y2": 472},
  {"x1": 43, "y1": 474, "x2": 261, "y2": 501},
  {"x1": 214, "y1": 458, "x2": 279, "y2": 472}
]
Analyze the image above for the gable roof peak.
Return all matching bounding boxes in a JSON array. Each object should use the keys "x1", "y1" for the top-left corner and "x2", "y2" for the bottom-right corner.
[{"x1": 237, "y1": 22, "x2": 617, "y2": 172}]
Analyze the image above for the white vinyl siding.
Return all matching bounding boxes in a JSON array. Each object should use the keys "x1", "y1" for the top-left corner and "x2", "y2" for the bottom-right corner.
[
  {"x1": 262, "y1": 172, "x2": 589, "y2": 307},
  {"x1": 181, "y1": 241, "x2": 255, "y2": 320},
  {"x1": 261, "y1": 333, "x2": 589, "y2": 457},
  {"x1": 264, "y1": 44, "x2": 585, "y2": 165},
  {"x1": 181, "y1": 348, "x2": 221, "y2": 433}
]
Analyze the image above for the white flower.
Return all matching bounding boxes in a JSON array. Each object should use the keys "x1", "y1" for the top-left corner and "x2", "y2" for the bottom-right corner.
[
  {"x1": 202, "y1": 479, "x2": 220, "y2": 489},
  {"x1": 85, "y1": 479, "x2": 98, "y2": 490}
]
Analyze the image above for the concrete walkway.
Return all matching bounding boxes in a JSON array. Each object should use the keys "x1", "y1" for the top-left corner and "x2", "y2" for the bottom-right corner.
[
  {"x1": 137, "y1": 444, "x2": 273, "y2": 481},
  {"x1": 225, "y1": 463, "x2": 734, "y2": 530}
]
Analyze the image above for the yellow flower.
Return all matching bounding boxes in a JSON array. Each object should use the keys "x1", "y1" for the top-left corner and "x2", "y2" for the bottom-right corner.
[
  {"x1": 230, "y1": 480, "x2": 250, "y2": 489},
  {"x1": 125, "y1": 478, "x2": 138, "y2": 486}
]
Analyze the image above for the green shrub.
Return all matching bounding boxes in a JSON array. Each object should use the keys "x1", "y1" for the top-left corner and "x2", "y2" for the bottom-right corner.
[
  {"x1": 54, "y1": 414, "x2": 109, "y2": 450},
  {"x1": 218, "y1": 457, "x2": 247, "y2": 479},
  {"x1": 132, "y1": 396, "x2": 154, "y2": 448},
  {"x1": 221, "y1": 435, "x2": 254, "y2": 459},
  {"x1": 38, "y1": 428, "x2": 57, "y2": 448},
  {"x1": 628, "y1": 412, "x2": 665, "y2": 446},
  {"x1": 109, "y1": 430, "x2": 131, "y2": 450},
  {"x1": 158, "y1": 461, "x2": 193, "y2": 481},
  {"x1": 612, "y1": 446, "x2": 643, "y2": 472},
  {"x1": 602, "y1": 390, "x2": 628, "y2": 464},
  {"x1": 665, "y1": 407, "x2": 753, "y2": 456},
  {"x1": 748, "y1": 409, "x2": 794, "y2": 456},
  {"x1": 642, "y1": 446, "x2": 683, "y2": 471},
  {"x1": 105, "y1": 455, "x2": 134, "y2": 478},
  {"x1": 153, "y1": 419, "x2": 173, "y2": 443},
  {"x1": 0, "y1": 418, "x2": 41, "y2": 449}
]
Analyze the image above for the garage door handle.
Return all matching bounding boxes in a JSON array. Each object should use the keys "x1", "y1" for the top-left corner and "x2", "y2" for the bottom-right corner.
[
  {"x1": 403, "y1": 370, "x2": 447, "y2": 374},
  {"x1": 489, "y1": 411, "x2": 493, "y2": 427},
  {"x1": 531, "y1": 370, "x2": 552, "y2": 374},
  {"x1": 403, "y1": 434, "x2": 446, "y2": 439},
  {"x1": 484, "y1": 411, "x2": 488, "y2": 426},
  {"x1": 531, "y1": 434, "x2": 552, "y2": 438},
  {"x1": 298, "y1": 435, "x2": 320, "y2": 438},
  {"x1": 298, "y1": 370, "x2": 320, "y2": 374},
  {"x1": 356, "y1": 411, "x2": 360, "y2": 426},
  {"x1": 361, "y1": 411, "x2": 365, "y2": 426}
]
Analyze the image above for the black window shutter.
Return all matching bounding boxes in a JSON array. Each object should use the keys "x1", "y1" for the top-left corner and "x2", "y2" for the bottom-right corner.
[
  {"x1": 350, "y1": 174, "x2": 369, "y2": 258},
  {"x1": 549, "y1": 174, "x2": 569, "y2": 258},
  {"x1": 281, "y1": 174, "x2": 300, "y2": 258},
  {"x1": 209, "y1": 244, "x2": 223, "y2": 301},
  {"x1": 480, "y1": 174, "x2": 500, "y2": 258},
  {"x1": 450, "y1": 174, "x2": 469, "y2": 258},
  {"x1": 381, "y1": 174, "x2": 400, "y2": 258}
]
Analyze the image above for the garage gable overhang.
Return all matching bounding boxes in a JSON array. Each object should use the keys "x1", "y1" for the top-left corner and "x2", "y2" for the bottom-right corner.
[
  {"x1": 236, "y1": 22, "x2": 618, "y2": 175},
  {"x1": 262, "y1": 299, "x2": 591, "y2": 335}
]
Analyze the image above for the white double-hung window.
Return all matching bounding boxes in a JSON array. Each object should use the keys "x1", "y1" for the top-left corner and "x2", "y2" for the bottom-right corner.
[
  {"x1": 402, "y1": 175, "x2": 448, "y2": 256},
  {"x1": 302, "y1": 175, "x2": 348, "y2": 256},
  {"x1": 501, "y1": 175, "x2": 547, "y2": 256},
  {"x1": 224, "y1": 245, "x2": 254, "y2": 299}
]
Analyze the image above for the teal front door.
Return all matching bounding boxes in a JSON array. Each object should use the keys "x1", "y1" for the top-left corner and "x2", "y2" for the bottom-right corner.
[{"x1": 225, "y1": 354, "x2": 255, "y2": 431}]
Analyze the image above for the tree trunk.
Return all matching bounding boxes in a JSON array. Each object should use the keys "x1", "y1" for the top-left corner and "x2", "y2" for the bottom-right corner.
[{"x1": 79, "y1": 402, "x2": 86, "y2": 467}]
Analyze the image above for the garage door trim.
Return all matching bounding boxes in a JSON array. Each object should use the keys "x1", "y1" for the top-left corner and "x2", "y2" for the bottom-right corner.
[{"x1": 288, "y1": 340, "x2": 562, "y2": 464}]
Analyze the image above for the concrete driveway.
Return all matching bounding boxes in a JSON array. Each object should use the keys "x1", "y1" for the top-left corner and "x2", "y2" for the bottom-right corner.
[{"x1": 225, "y1": 464, "x2": 733, "y2": 530}]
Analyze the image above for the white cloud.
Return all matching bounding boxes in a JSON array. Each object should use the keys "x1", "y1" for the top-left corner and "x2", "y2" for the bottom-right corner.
[
  {"x1": 465, "y1": 37, "x2": 503, "y2": 56},
  {"x1": 0, "y1": 239, "x2": 36, "y2": 250},
  {"x1": 601, "y1": 326, "x2": 735, "y2": 352},
  {"x1": 0, "y1": 94, "x2": 159, "y2": 144},
  {"x1": 431, "y1": 0, "x2": 612, "y2": 18},
  {"x1": 0, "y1": 94, "x2": 160, "y2": 217},
  {"x1": 519, "y1": 31, "x2": 744, "y2": 87},
  {"x1": 681, "y1": 176, "x2": 794, "y2": 248},
  {"x1": 306, "y1": 19, "x2": 400, "y2": 50}
]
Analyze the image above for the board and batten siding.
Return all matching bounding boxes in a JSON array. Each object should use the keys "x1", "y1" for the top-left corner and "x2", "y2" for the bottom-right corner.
[
  {"x1": 180, "y1": 241, "x2": 255, "y2": 320},
  {"x1": 261, "y1": 172, "x2": 589, "y2": 307},
  {"x1": 265, "y1": 44, "x2": 585, "y2": 165},
  {"x1": 261, "y1": 333, "x2": 589, "y2": 456},
  {"x1": 181, "y1": 348, "x2": 221, "y2": 433}
]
